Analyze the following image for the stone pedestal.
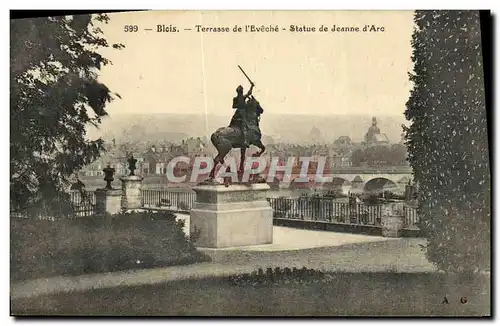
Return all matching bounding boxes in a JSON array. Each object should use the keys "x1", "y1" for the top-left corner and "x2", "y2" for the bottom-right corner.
[
  {"x1": 95, "y1": 188, "x2": 122, "y2": 215},
  {"x1": 120, "y1": 175, "x2": 144, "y2": 210},
  {"x1": 190, "y1": 183, "x2": 273, "y2": 248},
  {"x1": 381, "y1": 202, "x2": 404, "y2": 237}
]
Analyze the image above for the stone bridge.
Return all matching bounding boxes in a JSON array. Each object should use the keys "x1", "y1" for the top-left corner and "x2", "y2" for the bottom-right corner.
[{"x1": 291, "y1": 166, "x2": 414, "y2": 195}]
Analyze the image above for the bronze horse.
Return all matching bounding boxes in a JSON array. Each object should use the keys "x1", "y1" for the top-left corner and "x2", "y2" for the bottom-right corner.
[{"x1": 208, "y1": 96, "x2": 266, "y2": 180}]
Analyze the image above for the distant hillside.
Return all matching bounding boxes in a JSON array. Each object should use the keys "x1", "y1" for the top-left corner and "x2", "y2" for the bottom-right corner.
[{"x1": 87, "y1": 113, "x2": 408, "y2": 145}]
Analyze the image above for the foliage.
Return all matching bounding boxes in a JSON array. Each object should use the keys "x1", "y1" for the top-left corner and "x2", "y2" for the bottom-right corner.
[
  {"x1": 324, "y1": 190, "x2": 348, "y2": 198},
  {"x1": 229, "y1": 267, "x2": 328, "y2": 286},
  {"x1": 362, "y1": 194, "x2": 385, "y2": 205},
  {"x1": 158, "y1": 198, "x2": 172, "y2": 207},
  {"x1": 351, "y1": 144, "x2": 408, "y2": 167},
  {"x1": 381, "y1": 191, "x2": 406, "y2": 201},
  {"x1": 11, "y1": 211, "x2": 211, "y2": 281},
  {"x1": 350, "y1": 148, "x2": 365, "y2": 167},
  {"x1": 404, "y1": 11, "x2": 490, "y2": 273},
  {"x1": 10, "y1": 14, "x2": 123, "y2": 215},
  {"x1": 178, "y1": 201, "x2": 189, "y2": 211},
  {"x1": 389, "y1": 144, "x2": 409, "y2": 165}
]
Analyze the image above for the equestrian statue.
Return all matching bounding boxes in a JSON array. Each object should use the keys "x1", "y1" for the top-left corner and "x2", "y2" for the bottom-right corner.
[{"x1": 207, "y1": 65, "x2": 266, "y2": 184}]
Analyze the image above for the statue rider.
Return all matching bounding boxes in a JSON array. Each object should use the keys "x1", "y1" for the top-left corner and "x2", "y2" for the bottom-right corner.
[{"x1": 231, "y1": 83, "x2": 254, "y2": 147}]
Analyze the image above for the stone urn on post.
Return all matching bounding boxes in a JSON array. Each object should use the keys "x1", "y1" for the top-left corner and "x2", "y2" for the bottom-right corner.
[
  {"x1": 95, "y1": 164, "x2": 122, "y2": 216},
  {"x1": 120, "y1": 155, "x2": 144, "y2": 211},
  {"x1": 103, "y1": 165, "x2": 116, "y2": 189},
  {"x1": 127, "y1": 155, "x2": 137, "y2": 176}
]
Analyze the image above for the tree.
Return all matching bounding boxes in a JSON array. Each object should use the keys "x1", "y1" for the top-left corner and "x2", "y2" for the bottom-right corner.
[
  {"x1": 387, "y1": 144, "x2": 408, "y2": 166},
  {"x1": 366, "y1": 145, "x2": 390, "y2": 166},
  {"x1": 351, "y1": 148, "x2": 365, "y2": 167},
  {"x1": 351, "y1": 145, "x2": 405, "y2": 167},
  {"x1": 10, "y1": 14, "x2": 123, "y2": 216},
  {"x1": 404, "y1": 11, "x2": 490, "y2": 273}
]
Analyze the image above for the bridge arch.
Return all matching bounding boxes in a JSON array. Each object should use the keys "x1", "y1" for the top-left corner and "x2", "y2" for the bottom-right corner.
[
  {"x1": 364, "y1": 177, "x2": 398, "y2": 195},
  {"x1": 326, "y1": 177, "x2": 351, "y2": 187},
  {"x1": 323, "y1": 177, "x2": 351, "y2": 196},
  {"x1": 397, "y1": 176, "x2": 411, "y2": 184}
]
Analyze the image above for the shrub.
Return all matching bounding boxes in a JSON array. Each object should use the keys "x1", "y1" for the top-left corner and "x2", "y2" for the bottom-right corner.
[
  {"x1": 229, "y1": 266, "x2": 328, "y2": 286},
  {"x1": 158, "y1": 198, "x2": 171, "y2": 207},
  {"x1": 362, "y1": 194, "x2": 383, "y2": 205},
  {"x1": 10, "y1": 211, "x2": 211, "y2": 281},
  {"x1": 404, "y1": 11, "x2": 490, "y2": 273},
  {"x1": 177, "y1": 201, "x2": 189, "y2": 211},
  {"x1": 383, "y1": 191, "x2": 406, "y2": 201}
]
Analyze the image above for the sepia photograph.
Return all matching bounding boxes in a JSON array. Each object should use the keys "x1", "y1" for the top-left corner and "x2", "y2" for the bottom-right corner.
[{"x1": 9, "y1": 9, "x2": 491, "y2": 316}]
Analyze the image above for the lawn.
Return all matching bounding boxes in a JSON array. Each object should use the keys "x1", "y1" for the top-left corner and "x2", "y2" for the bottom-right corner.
[
  {"x1": 11, "y1": 270, "x2": 490, "y2": 316},
  {"x1": 10, "y1": 211, "x2": 210, "y2": 282}
]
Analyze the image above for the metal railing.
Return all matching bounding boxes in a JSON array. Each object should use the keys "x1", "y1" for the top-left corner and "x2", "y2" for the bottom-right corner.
[
  {"x1": 12, "y1": 188, "x2": 419, "y2": 230},
  {"x1": 142, "y1": 189, "x2": 196, "y2": 212},
  {"x1": 69, "y1": 190, "x2": 97, "y2": 217},
  {"x1": 11, "y1": 190, "x2": 97, "y2": 220},
  {"x1": 403, "y1": 205, "x2": 419, "y2": 229},
  {"x1": 267, "y1": 197, "x2": 382, "y2": 226},
  {"x1": 267, "y1": 197, "x2": 419, "y2": 229},
  {"x1": 139, "y1": 190, "x2": 419, "y2": 229}
]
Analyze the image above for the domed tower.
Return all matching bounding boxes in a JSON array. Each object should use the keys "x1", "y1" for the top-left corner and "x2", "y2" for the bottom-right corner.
[
  {"x1": 365, "y1": 117, "x2": 380, "y2": 141},
  {"x1": 364, "y1": 117, "x2": 389, "y2": 145},
  {"x1": 309, "y1": 126, "x2": 323, "y2": 144}
]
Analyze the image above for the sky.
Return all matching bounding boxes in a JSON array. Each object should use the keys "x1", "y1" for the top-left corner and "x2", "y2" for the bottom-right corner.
[{"x1": 96, "y1": 10, "x2": 415, "y2": 118}]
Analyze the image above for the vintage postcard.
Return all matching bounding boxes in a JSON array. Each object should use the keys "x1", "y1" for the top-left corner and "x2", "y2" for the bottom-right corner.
[{"x1": 10, "y1": 10, "x2": 491, "y2": 316}]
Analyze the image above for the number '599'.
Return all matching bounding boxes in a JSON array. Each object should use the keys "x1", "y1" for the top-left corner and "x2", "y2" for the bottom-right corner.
[{"x1": 124, "y1": 25, "x2": 138, "y2": 32}]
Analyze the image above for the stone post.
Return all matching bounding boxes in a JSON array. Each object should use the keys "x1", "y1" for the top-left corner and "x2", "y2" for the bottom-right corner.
[
  {"x1": 120, "y1": 155, "x2": 144, "y2": 211},
  {"x1": 95, "y1": 165, "x2": 122, "y2": 215},
  {"x1": 95, "y1": 188, "x2": 122, "y2": 215},
  {"x1": 120, "y1": 175, "x2": 144, "y2": 210},
  {"x1": 381, "y1": 202, "x2": 404, "y2": 237}
]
